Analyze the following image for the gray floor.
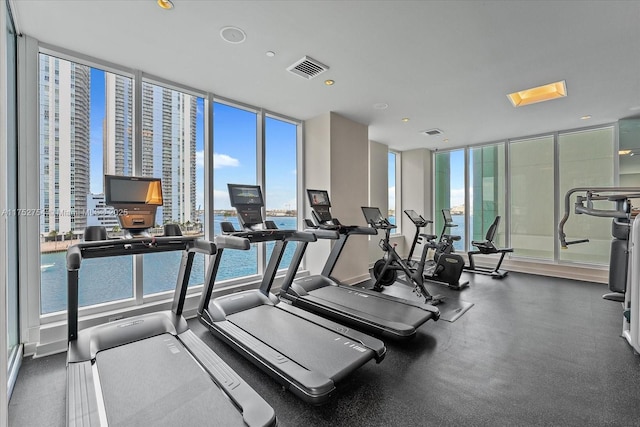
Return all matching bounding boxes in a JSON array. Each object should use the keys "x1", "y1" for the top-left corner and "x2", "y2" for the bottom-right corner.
[{"x1": 9, "y1": 271, "x2": 640, "y2": 426}]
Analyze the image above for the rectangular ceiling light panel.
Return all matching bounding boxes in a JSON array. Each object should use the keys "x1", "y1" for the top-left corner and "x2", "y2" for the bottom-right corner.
[{"x1": 508, "y1": 80, "x2": 567, "y2": 107}]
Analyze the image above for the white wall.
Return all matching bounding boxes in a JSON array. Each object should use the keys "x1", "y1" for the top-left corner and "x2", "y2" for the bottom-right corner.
[
  {"x1": 400, "y1": 148, "x2": 432, "y2": 260},
  {"x1": 368, "y1": 140, "x2": 388, "y2": 264},
  {"x1": 0, "y1": 1, "x2": 9, "y2": 423},
  {"x1": 304, "y1": 112, "x2": 370, "y2": 284}
]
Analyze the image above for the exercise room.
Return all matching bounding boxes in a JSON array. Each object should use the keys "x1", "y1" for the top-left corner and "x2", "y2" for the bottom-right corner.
[{"x1": 2, "y1": 1, "x2": 640, "y2": 426}]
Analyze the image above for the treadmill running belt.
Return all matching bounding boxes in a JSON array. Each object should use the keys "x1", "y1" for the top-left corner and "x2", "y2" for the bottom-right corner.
[
  {"x1": 96, "y1": 333, "x2": 244, "y2": 426},
  {"x1": 228, "y1": 305, "x2": 373, "y2": 381},
  {"x1": 307, "y1": 285, "x2": 433, "y2": 325}
]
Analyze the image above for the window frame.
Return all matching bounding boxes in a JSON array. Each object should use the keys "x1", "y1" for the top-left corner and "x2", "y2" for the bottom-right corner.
[
  {"x1": 28, "y1": 45, "x2": 302, "y2": 328},
  {"x1": 432, "y1": 123, "x2": 616, "y2": 263}
]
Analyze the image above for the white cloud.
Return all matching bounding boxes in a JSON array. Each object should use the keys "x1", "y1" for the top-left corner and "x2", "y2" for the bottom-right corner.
[
  {"x1": 214, "y1": 153, "x2": 239, "y2": 168},
  {"x1": 389, "y1": 186, "x2": 395, "y2": 207},
  {"x1": 195, "y1": 151, "x2": 240, "y2": 169}
]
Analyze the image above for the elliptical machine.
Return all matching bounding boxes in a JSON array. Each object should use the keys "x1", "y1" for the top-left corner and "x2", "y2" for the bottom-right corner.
[
  {"x1": 404, "y1": 209, "x2": 469, "y2": 290},
  {"x1": 559, "y1": 187, "x2": 640, "y2": 355}
]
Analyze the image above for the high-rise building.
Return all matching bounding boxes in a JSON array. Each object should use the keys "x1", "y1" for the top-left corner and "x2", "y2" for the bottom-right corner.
[
  {"x1": 39, "y1": 54, "x2": 90, "y2": 234},
  {"x1": 104, "y1": 78, "x2": 197, "y2": 226},
  {"x1": 103, "y1": 73, "x2": 133, "y2": 179}
]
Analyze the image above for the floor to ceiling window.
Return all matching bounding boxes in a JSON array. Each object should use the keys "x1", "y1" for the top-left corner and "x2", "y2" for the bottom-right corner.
[
  {"x1": 141, "y1": 81, "x2": 205, "y2": 294},
  {"x1": 265, "y1": 115, "x2": 298, "y2": 270},
  {"x1": 4, "y1": 0, "x2": 20, "y2": 399},
  {"x1": 508, "y1": 135, "x2": 555, "y2": 260},
  {"x1": 434, "y1": 149, "x2": 466, "y2": 251},
  {"x1": 39, "y1": 54, "x2": 134, "y2": 314},
  {"x1": 434, "y1": 125, "x2": 615, "y2": 265},
  {"x1": 388, "y1": 151, "x2": 398, "y2": 230},
  {"x1": 35, "y1": 48, "x2": 301, "y2": 324},
  {"x1": 469, "y1": 143, "x2": 506, "y2": 247},
  {"x1": 212, "y1": 101, "x2": 258, "y2": 280},
  {"x1": 557, "y1": 127, "x2": 614, "y2": 264}
]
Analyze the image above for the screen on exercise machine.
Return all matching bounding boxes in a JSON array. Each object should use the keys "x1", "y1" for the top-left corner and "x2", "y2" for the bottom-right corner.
[
  {"x1": 405, "y1": 210, "x2": 423, "y2": 223},
  {"x1": 307, "y1": 189, "x2": 330, "y2": 207},
  {"x1": 362, "y1": 206, "x2": 385, "y2": 225},
  {"x1": 105, "y1": 175, "x2": 163, "y2": 206},
  {"x1": 442, "y1": 209, "x2": 453, "y2": 224},
  {"x1": 307, "y1": 189, "x2": 332, "y2": 222},
  {"x1": 104, "y1": 175, "x2": 163, "y2": 231},
  {"x1": 228, "y1": 184, "x2": 264, "y2": 207},
  {"x1": 227, "y1": 184, "x2": 264, "y2": 227}
]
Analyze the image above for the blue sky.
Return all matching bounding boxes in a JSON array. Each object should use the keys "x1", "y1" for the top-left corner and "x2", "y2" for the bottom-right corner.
[{"x1": 89, "y1": 70, "x2": 298, "y2": 211}]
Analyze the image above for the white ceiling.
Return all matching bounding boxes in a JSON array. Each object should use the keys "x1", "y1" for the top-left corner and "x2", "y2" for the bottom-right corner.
[{"x1": 10, "y1": 0, "x2": 640, "y2": 151}]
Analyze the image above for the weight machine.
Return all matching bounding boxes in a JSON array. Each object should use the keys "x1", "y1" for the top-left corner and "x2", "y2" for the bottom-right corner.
[{"x1": 559, "y1": 187, "x2": 640, "y2": 354}]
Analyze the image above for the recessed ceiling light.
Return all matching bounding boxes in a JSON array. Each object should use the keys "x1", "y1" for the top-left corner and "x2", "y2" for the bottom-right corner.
[
  {"x1": 401, "y1": 118, "x2": 410, "y2": 122},
  {"x1": 266, "y1": 51, "x2": 275, "y2": 57},
  {"x1": 619, "y1": 150, "x2": 632, "y2": 155},
  {"x1": 157, "y1": 0, "x2": 174, "y2": 10},
  {"x1": 507, "y1": 80, "x2": 567, "y2": 107},
  {"x1": 580, "y1": 115, "x2": 592, "y2": 120},
  {"x1": 443, "y1": 138, "x2": 449, "y2": 143},
  {"x1": 220, "y1": 26, "x2": 247, "y2": 44},
  {"x1": 373, "y1": 103, "x2": 389, "y2": 110},
  {"x1": 324, "y1": 79, "x2": 335, "y2": 86}
]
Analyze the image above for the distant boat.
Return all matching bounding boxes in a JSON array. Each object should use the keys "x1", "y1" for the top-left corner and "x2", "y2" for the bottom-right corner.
[{"x1": 41, "y1": 263, "x2": 55, "y2": 272}]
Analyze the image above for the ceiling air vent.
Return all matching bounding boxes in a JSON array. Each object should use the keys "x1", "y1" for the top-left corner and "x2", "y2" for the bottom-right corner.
[
  {"x1": 421, "y1": 128, "x2": 444, "y2": 136},
  {"x1": 287, "y1": 56, "x2": 329, "y2": 80}
]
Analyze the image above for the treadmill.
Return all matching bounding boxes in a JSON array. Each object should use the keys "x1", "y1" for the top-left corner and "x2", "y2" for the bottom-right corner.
[
  {"x1": 198, "y1": 184, "x2": 386, "y2": 405},
  {"x1": 278, "y1": 189, "x2": 440, "y2": 341},
  {"x1": 66, "y1": 175, "x2": 275, "y2": 427}
]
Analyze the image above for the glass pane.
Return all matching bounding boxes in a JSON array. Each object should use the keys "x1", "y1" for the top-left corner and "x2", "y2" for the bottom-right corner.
[
  {"x1": 434, "y1": 149, "x2": 466, "y2": 251},
  {"x1": 469, "y1": 143, "x2": 506, "y2": 247},
  {"x1": 265, "y1": 116, "x2": 298, "y2": 270},
  {"x1": 558, "y1": 127, "x2": 614, "y2": 264},
  {"x1": 388, "y1": 152, "x2": 396, "y2": 229},
  {"x1": 213, "y1": 102, "x2": 258, "y2": 281},
  {"x1": 141, "y1": 82, "x2": 205, "y2": 294},
  {"x1": 509, "y1": 136, "x2": 554, "y2": 259},
  {"x1": 6, "y1": 4, "x2": 19, "y2": 362},
  {"x1": 39, "y1": 54, "x2": 133, "y2": 314}
]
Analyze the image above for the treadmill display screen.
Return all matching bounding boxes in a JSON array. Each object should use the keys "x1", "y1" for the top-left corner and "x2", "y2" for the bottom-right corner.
[
  {"x1": 362, "y1": 207, "x2": 384, "y2": 225},
  {"x1": 105, "y1": 175, "x2": 163, "y2": 206},
  {"x1": 228, "y1": 184, "x2": 264, "y2": 207},
  {"x1": 307, "y1": 189, "x2": 331, "y2": 207}
]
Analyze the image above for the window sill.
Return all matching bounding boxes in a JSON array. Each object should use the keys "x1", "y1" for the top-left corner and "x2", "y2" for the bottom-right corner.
[{"x1": 31, "y1": 269, "x2": 310, "y2": 357}]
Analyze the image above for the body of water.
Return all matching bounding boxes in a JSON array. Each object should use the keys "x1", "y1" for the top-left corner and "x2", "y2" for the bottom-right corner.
[
  {"x1": 41, "y1": 215, "x2": 298, "y2": 314},
  {"x1": 40, "y1": 213, "x2": 468, "y2": 314}
]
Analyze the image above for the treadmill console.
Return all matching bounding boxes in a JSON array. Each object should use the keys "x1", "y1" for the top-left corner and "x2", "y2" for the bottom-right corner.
[
  {"x1": 104, "y1": 175, "x2": 163, "y2": 238},
  {"x1": 228, "y1": 184, "x2": 265, "y2": 228},
  {"x1": 307, "y1": 189, "x2": 334, "y2": 224}
]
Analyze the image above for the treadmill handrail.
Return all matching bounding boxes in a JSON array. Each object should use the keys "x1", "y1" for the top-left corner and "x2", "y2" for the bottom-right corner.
[
  {"x1": 66, "y1": 235, "x2": 209, "y2": 269},
  {"x1": 67, "y1": 235, "x2": 215, "y2": 342}
]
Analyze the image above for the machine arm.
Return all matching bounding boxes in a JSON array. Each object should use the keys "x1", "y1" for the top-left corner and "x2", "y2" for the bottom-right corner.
[{"x1": 558, "y1": 187, "x2": 640, "y2": 248}]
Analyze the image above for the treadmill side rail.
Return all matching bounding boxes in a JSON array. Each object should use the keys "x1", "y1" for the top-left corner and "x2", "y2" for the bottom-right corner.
[
  {"x1": 67, "y1": 361, "x2": 100, "y2": 427},
  {"x1": 180, "y1": 329, "x2": 277, "y2": 427}
]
